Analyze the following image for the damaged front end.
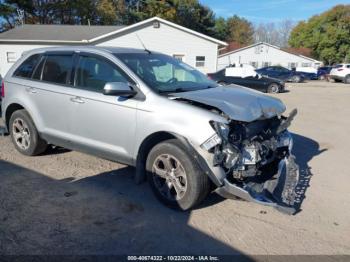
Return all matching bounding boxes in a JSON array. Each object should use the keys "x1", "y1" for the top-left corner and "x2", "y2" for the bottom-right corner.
[{"x1": 204, "y1": 109, "x2": 299, "y2": 214}]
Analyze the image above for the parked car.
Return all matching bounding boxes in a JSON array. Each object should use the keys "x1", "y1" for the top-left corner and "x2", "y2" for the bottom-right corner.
[
  {"x1": 207, "y1": 67, "x2": 285, "y2": 93},
  {"x1": 256, "y1": 66, "x2": 306, "y2": 83},
  {"x1": 0, "y1": 46, "x2": 299, "y2": 214},
  {"x1": 295, "y1": 68, "x2": 318, "y2": 80},
  {"x1": 329, "y1": 64, "x2": 350, "y2": 83},
  {"x1": 317, "y1": 66, "x2": 333, "y2": 80}
]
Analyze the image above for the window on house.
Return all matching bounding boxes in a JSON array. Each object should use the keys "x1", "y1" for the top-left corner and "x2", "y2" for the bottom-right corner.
[
  {"x1": 255, "y1": 46, "x2": 263, "y2": 54},
  {"x1": 7, "y1": 52, "x2": 17, "y2": 63},
  {"x1": 288, "y1": 62, "x2": 297, "y2": 69},
  {"x1": 302, "y1": 63, "x2": 311, "y2": 67},
  {"x1": 250, "y1": 61, "x2": 258, "y2": 68},
  {"x1": 195, "y1": 56, "x2": 205, "y2": 67},
  {"x1": 173, "y1": 54, "x2": 184, "y2": 62}
]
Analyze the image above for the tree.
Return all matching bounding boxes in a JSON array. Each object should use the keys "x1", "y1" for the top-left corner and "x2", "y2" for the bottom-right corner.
[
  {"x1": 279, "y1": 19, "x2": 295, "y2": 47},
  {"x1": 97, "y1": 0, "x2": 117, "y2": 24},
  {"x1": 254, "y1": 19, "x2": 295, "y2": 47},
  {"x1": 0, "y1": 2, "x2": 17, "y2": 30},
  {"x1": 289, "y1": 4, "x2": 350, "y2": 64},
  {"x1": 226, "y1": 15, "x2": 254, "y2": 45},
  {"x1": 173, "y1": 0, "x2": 216, "y2": 37},
  {"x1": 213, "y1": 17, "x2": 228, "y2": 41}
]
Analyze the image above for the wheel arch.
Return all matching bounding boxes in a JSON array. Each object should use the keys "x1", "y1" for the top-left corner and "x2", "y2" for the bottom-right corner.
[
  {"x1": 134, "y1": 131, "x2": 222, "y2": 187},
  {"x1": 135, "y1": 131, "x2": 177, "y2": 184},
  {"x1": 5, "y1": 103, "x2": 25, "y2": 130}
]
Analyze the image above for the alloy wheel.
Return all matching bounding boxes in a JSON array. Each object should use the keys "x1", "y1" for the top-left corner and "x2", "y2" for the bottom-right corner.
[
  {"x1": 152, "y1": 154, "x2": 188, "y2": 201},
  {"x1": 12, "y1": 118, "x2": 31, "y2": 150},
  {"x1": 269, "y1": 84, "x2": 279, "y2": 93},
  {"x1": 292, "y1": 76, "x2": 300, "y2": 83}
]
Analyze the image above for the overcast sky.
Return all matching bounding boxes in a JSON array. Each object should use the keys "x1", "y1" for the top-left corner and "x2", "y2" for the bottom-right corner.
[{"x1": 200, "y1": 0, "x2": 349, "y2": 23}]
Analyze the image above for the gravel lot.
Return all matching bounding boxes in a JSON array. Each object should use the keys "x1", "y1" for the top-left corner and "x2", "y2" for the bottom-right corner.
[{"x1": 0, "y1": 81, "x2": 349, "y2": 256}]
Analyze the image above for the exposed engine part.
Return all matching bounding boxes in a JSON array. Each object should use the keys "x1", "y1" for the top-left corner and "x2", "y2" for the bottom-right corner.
[{"x1": 211, "y1": 109, "x2": 299, "y2": 211}]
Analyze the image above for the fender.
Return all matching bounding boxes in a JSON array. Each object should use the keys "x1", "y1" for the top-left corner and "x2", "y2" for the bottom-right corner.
[{"x1": 134, "y1": 132, "x2": 224, "y2": 187}]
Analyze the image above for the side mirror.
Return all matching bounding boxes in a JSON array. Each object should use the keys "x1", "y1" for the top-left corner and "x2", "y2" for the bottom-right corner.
[{"x1": 103, "y1": 82, "x2": 137, "y2": 97}]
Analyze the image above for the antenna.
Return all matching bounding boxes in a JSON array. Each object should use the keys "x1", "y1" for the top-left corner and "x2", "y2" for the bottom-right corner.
[{"x1": 135, "y1": 33, "x2": 151, "y2": 54}]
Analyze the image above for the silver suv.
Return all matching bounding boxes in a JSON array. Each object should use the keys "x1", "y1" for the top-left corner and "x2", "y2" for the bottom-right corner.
[{"x1": 1, "y1": 47, "x2": 299, "y2": 214}]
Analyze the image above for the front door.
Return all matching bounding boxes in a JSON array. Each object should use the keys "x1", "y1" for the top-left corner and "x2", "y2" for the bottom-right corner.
[{"x1": 68, "y1": 54, "x2": 138, "y2": 164}]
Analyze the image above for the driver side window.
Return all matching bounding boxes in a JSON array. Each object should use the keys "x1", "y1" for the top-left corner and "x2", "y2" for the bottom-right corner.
[{"x1": 75, "y1": 55, "x2": 129, "y2": 92}]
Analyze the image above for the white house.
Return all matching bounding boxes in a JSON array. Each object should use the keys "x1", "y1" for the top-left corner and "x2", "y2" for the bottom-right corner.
[
  {"x1": 0, "y1": 17, "x2": 227, "y2": 77},
  {"x1": 218, "y1": 42, "x2": 322, "y2": 71}
]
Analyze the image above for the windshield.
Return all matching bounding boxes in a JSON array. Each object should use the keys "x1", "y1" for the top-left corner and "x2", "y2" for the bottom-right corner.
[{"x1": 114, "y1": 53, "x2": 218, "y2": 93}]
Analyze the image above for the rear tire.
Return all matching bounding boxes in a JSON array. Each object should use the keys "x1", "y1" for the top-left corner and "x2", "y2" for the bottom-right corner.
[
  {"x1": 146, "y1": 139, "x2": 210, "y2": 210},
  {"x1": 267, "y1": 83, "x2": 280, "y2": 93},
  {"x1": 291, "y1": 75, "x2": 301, "y2": 83},
  {"x1": 9, "y1": 109, "x2": 47, "y2": 156},
  {"x1": 344, "y1": 75, "x2": 350, "y2": 84}
]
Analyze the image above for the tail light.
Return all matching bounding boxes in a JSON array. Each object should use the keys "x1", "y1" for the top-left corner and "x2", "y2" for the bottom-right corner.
[
  {"x1": 207, "y1": 74, "x2": 212, "y2": 80},
  {"x1": 1, "y1": 81, "x2": 4, "y2": 98}
]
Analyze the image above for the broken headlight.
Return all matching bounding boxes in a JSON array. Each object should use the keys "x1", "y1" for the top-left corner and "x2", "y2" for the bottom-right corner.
[
  {"x1": 210, "y1": 121, "x2": 230, "y2": 141},
  {"x1": 201, "y1": 133, "x2": 222, "y2": 151},
  {"x1": 200, "y1": 121, "x2": 229, "y2": 151}
]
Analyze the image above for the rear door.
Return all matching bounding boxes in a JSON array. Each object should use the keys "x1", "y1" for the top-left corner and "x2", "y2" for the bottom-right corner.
[
  {"x1": 68, "y1": 53, "x2": 138, "y2": 163},
  {"x1": 30, "y1": 52, "x2": 76, "y2": 141}
]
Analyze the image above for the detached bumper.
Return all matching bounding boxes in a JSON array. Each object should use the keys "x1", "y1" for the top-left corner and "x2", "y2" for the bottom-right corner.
[{"x1": 215, "y1": 155, "x2": 299, "y2": 215}]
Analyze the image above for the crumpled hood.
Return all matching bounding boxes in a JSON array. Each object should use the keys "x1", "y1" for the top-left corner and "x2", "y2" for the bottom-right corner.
[{"x1": 173, "y1": 85, "x2": 286, "y2": 122}]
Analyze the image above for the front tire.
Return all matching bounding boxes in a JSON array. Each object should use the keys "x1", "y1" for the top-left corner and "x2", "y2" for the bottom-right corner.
[
  {"x1": 267, "y1": 83, "x2": 280, "y2": 93},
  {"x1": 146, "y1": 139, "x2": 210, "y2": 210},
  {"x1": 9, "y1": 109, "x2": 47, "y2": 156}
]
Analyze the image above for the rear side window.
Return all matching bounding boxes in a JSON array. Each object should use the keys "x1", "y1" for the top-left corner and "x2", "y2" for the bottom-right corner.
[
  {"x1": 13, "y1": 54, "x2": 41, "y2": 78},
  {"x1": 75, "y1": 56, "x2": 129, "y2": 92},
  {"x1": 32, "y1": 58, "x2": 45, "y2": 80},
  {"x1": 42, "y1": 55, "x2": 73, "y2": 85}
]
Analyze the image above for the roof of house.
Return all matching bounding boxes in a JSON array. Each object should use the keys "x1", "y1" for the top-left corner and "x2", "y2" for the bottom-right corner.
[
  {"x1": 0, "y1": 24, "x2": 125, "y2": 42},
  {"x1": 218, "y1": 41, "x2": 244, "y2": 55},
  {"x1": 0, "y1": 17, "x2": 227, "y2": 46},
  {"x1": 219, "y1": 42, "x2": 321, "y2": 63}
]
